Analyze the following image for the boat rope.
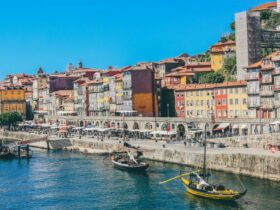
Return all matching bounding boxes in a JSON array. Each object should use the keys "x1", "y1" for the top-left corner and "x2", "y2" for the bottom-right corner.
[
  {"x1": 159, "y1": 170, "x2": 200, "y2": 185},
  {"x1": 235, "y1": 173, "x2": 247, "y2": 191}
]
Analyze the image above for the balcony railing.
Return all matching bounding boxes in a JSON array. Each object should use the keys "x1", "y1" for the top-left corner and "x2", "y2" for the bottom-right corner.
[
  {"x1": 273, "y1": 69, "x2": 280, "y2": 75},
  {"x1": 274, "y1": 100, "x2": 280, "y2": 107},
  {"x1": 123, "y1": 95, "x2": 132, "y2": 100},
  {"x1": 247, "y1": 102, "x2": 260, "y2": 108},
  {"x1": 261, "y1": 77, "x2": 272, "y2": 84},
  {"x1": 247, "y1": 89, "x2": 259, "y2": 94},
  {"x1": 261, "y1": 103, "x2": 274, "y2": 109},
  {"x1": 245, "y1": 75, "x2": 259, "y2": 80},
  {"x1": 273, "y1": 85, "x2": 280, "y2": 91},
  {"x1": 260, "y1": 90, "x2": 274, "y2": 96}
]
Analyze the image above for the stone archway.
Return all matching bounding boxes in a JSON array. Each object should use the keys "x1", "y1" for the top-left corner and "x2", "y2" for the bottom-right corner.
[
  {"x1": 145, "y1": 122, "x2": 153, "y2": 130},
  {"x1": 111, "y1": 122, "x2": 116, "y2": 128},
  {"x1": 161, "y1": 122, "x2": 167, "y2": 131},
  {"x1": 133, "y1": 122, "x2": 139, "y2": 130},
  {"x1": 95, "y1": 121, "x2": 100, "y2": 127},
  {"x1": 103, "y1": 121, "x2": 109, "y2": 128},
  {"x1": 123, "y1": 122, "x2": 128, "y2": 129},
  {"x1": 177, "y1": 124, "x2": 186, "y2": 139},
  {"x1": 79, "y1": 121, "x2": 84, "y2": 127}
]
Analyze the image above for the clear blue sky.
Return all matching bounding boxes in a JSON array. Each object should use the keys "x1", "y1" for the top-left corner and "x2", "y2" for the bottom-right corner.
[{"x1": 0, "y1": 0, "x2": 271, "y2": 78}]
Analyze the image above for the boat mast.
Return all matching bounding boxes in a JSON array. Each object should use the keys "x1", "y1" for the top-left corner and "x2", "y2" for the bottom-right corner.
[{"x1": 203, "y1": 123, "x2": 208, "y2": 177}]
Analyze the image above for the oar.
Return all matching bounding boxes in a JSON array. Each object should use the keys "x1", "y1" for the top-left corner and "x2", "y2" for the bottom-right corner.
[{"x1": 159, "y1": 170, "x2": 199, "y2": 185}]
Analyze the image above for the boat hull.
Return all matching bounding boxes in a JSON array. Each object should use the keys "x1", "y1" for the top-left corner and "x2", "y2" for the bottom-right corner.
[
  {"x1": 112, "y1": 160, "x2": 149, "y2": 172},
  {"x1": 181, "y1": 178, "x2": 246, "y2": 201}
]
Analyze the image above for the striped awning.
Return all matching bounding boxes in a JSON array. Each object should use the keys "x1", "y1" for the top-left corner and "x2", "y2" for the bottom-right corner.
[{"x1": 213, "y1": 123, "x2": 230, "y2": 131}]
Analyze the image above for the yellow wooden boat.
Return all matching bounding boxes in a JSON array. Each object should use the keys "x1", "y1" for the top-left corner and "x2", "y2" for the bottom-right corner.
[{"x1": 181, "y1": 174, "x2": 247, "y2": 201}]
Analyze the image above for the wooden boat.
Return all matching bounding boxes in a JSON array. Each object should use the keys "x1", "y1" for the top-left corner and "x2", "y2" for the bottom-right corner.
[
  {"x1": 111, "y1": 151, "x2": 149, "y2": 171},
  {"x1": 179, "y1": 123, "x2": 247, "y2": 201},
  {"x1": 181, "y1": 173, "x2": 247, "y2": 200}
]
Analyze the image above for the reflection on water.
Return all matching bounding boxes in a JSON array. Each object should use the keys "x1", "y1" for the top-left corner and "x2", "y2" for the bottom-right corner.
[{"x1": 0, "y1": 149, "x2": 279, "y2": 210}]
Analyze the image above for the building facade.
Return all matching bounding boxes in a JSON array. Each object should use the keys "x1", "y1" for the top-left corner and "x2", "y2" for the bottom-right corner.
[{"x1": 0, "y1": 86, "x2": 26, "y2": 116}]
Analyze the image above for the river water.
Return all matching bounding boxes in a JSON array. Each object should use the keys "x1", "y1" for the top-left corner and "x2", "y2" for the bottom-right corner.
[{"x1": 0, "y1": 149, "x2": 279, "y2": 210}]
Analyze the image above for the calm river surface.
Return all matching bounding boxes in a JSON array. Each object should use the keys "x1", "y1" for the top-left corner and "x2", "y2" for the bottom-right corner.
[{"x1": 0, "y1": 149, "x2": 279, "y2": 210}]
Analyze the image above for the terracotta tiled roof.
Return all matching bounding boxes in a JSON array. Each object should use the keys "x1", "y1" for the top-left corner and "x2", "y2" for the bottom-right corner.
[
  {"x1": 211, "y1": 40, "x2": 235, "y2": 48},
  {"x1": 175, "y1": 81, "x2": 246, "y2": 91},
  {"x1": 251, "y1": 2, "x2": 277, "y2": 11},
  {"x1": 52, "y1": 90, "x2": 73, "y2": 97}
]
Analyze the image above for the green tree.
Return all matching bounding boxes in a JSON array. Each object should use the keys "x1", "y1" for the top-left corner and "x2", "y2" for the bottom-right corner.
[
  {"x1": 263, "y1": 11, "x2": 280, "y2": 29},
  {"x1": 199, "y1": 72, "x2": 225, "y2": 84},
  {"x1": 230, "y1": 21, "x2": 235, "y2": 31},
  {"x1": 0, "y1": 112, "x2": 23, "y2": 130}
]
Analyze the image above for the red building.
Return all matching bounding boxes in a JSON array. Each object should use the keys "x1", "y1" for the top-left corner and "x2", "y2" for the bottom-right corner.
[
  {"x1": 215, "y1": 87, "x2": 228, "y2": 119},
  {"x1": 175, "y1": 89, "x2": 185, "y2": 117}
]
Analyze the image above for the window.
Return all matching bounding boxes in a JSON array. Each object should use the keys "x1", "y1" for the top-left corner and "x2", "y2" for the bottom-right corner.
[
  {"x1": 235, "y1": 99, "x2": 239, "y2": 105},
  {"x1": 229, "y1": 88, "x2": 233, "y2": 94},
  {"x1": 242, "y1": 87, "x2": 246, "y2": 93},
  {"x1": 201, "y1": 100, "x2": 204, "y2": 106},
  {"x1": 230, "y1": 99, "x2": 233, "y2": 105},
  {"x1": 243, "y1": 99, "x2": 246, "y2": 104},
  {"x1": 196, "y1": 100, "x2": 199, "y2": 106},
  {"x1": 218, "y1": 110, "x2": 221, "y2": 117},
  {"x1": 222, "y1": 99, "x2": 226, "y2": 105},
  {"x1": 230, "y1": 110, "x2": 234, "y2": 116},
  {"x1": 235, "y1": 88, "x2": 239, "y2": 94},
  {"x1": 196, "y1": 91, "x2": 199, "y2": 96},
  {"x1": 222, "y1": 89, "x2": 226, "y2": 95},
  {"x1": 223, "y1": 110, "x2": 227, "y2": 117},
  {"x1": 217, "y1": 89, "x2": 220, "y2": 95},
  {"x1": 197, "y1": 110, "x2": 200, "y2": 115},
  {"x1": 217, "y1": 99, "x2": 221, "y2": 105},
  {"x1": 235, "y1": 110, "x2": 239, "y2": 116}
]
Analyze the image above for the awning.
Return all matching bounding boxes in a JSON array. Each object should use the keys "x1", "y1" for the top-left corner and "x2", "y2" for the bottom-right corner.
[
  {"x1": 270, "y1": 121, "x2": 280, "y2": 125},
  {"x1": 232, "y1": 124, "x2": 239, "y2": 129},
  {"x1": 241, "y1": 124, "x2": 248, "y2": 129},
  {"x1": 213, "y1": 123, "x2": 230, "y2": 131}
]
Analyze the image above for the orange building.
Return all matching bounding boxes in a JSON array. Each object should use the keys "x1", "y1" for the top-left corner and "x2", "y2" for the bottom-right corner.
[{"x1": 0, "y1": 86, "x2": 26, "y2": 116}]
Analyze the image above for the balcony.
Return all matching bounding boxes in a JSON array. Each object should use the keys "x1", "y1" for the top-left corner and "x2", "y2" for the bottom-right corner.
[
  {"x1": 274, "y1": 100, "x2": 280, "y2": 107},
  {"x1": 247, "y1": 101, "x2": 260, "y2": 108},
  {"x1": 261, "y1": 103, "x2": 274, "y2": 109},
  {"x1": 261, "y1": 77, "x2": 272, "y2": 84},
  {"x1": 273, "y1": 69, "x2": 280, "y2": 75},
  {"x1": 247, "y1": 89, "x2": 259, "y2": 95},
  {"x1": 273, "y1": 85, "x2": 280, "y2": 91},
  {"x1": 259, "y1": 90, "x2": 274, "y2": 96},
  {"x1": 123, "y1": 95, "x2": 132, "y2": 100},
  {"x1": 245, "y1": 75, "x2": 259, "y2": 81}
]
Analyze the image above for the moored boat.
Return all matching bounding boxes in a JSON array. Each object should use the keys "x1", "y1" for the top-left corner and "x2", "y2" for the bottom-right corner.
[
  {"x1": 111, "y1": 151, "x2": 149, "y2": 171},
  {"x1": 180, "y1": 173, "x2": 247, "y2": 200}
]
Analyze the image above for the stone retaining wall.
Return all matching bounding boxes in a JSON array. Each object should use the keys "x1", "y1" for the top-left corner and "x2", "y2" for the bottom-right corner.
[
  {"x1": 71, "y1": 139, "x2": 280, "y2": 182},
  {"x1": 209, "y1": 133, "x2": 280, "y2": 149}
]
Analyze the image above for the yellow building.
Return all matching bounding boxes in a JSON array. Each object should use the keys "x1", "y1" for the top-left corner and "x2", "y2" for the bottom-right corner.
[
  {"x1": 210, "y1": 40, "x2": 235, "y2": 71},
  {"x1": 177, "y1": 84, "x2": 216, "y2": 118},
  {"x1": 0, "y1": 86, "x2": 26, "y2": 116},
  {"x1": 175, "y1": 81, "x2": 247, "y2": 119},
  {"x1": 226, "y1": 81, "x2": 248, "y2": 118}
]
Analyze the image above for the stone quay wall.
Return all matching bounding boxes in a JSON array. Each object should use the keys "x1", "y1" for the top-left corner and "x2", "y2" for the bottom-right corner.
[
  {"x1": 0, "y1": 131, "x2": 42, "y2": 142},
  {"x1": 70, "y1": 139, "x2": 280, "y2": 182},
  {"x1": 209, "y1": 133, "x2": 280, "y2": 149}
]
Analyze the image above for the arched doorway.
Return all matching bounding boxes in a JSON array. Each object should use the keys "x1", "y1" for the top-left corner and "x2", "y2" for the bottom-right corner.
[
  {"x1": 80, "y1": 121, "x2": 84, "y2": 127},
  {"x1": 95, "y1": 121, "x2": 100, "y2": 127},
  {"x1": 133, "y1": 122, "x2": 139, "y2": 130},
  {"x1": 177, "y1": 124, "x2": 186, "y2": 139},
  {"x1": 123, "y1": 122, "x2": 128, "y2": 129},
  {"x1": 111, "y1": 122, "x2": 116, "y2": 128},
  {"x1": 145, "y1": 122, "x2": 153, "y2": 130},
  {"x1": 103, "y1": 121, "x2": 109, "y2": 128}
]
